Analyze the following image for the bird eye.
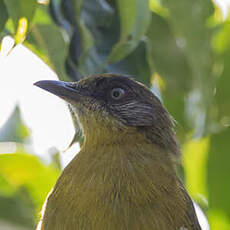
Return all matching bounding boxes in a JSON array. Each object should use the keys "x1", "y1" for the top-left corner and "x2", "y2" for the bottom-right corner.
[{"x1": 110, "y1": 88, "x2": 125, "y2": 100}]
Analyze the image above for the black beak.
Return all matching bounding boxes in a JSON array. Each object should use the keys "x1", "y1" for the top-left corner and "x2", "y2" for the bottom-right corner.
[{"x1": 34, "y1": 80, "x2": 80, "y2": 101}]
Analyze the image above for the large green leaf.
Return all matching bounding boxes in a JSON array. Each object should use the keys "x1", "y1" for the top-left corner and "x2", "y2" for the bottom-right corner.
[
  {"x1": 108, "y1": 41, "x2": 151, "y2": 86},
  {"x1": 0, "y1": 192, "x2": 35, "y2": 228},
  {"x1": 132, "y1": 0, "x2": 151, "y2": 41},
  {"x1": 212, "y1": 22, "x2": 230, "y2": 55},
  {"x1": 207, "y1": 128, "x2": 230, "y2": 229},
  {"x1": 215, "y1": 52, "x2": 230, "y2": 118},
  {"x1": 57, "y1": 0, "x2": 93, "y2": 80},
  {"x1": 146, "y1": 13, "x2": 192, "y2": 131},
  {"x1": 48, "y1": 0, "x2": 115, "y2": 78},
  {"x1": 0, "y1": 106, "x2": 30, "y2": 143},
  {"x1": 71, "y1": 0, "x2": 83, "y2": 18},
  {"x1": 32, "y1": 4, "x2": 53, "y2": 25},
  {"x1": 146, "y1": 13, "x2": 191, "y2": 86},
  {"x1": 75, "y1": 0, "x2": 118, "y2": 75},
  {"x1": 0, "y1": 0, "x2": 8, "y2": 32},
  {"x1": 3, "y1": 0, "x2": 37, "y2": 30},
  {"x1": 108, "y1": 0, "x2": 151, "y2": 62},
  {"x1": 108, "y1": 41, "x2": 137, "y2": 64},
  {"x1": 117, "y1": 0, "x2": 136, "y2": 41},
  {"x1": 0, "y1": 152, "x2": 60, "y2": 224},
  {"x1": 160, "y1": 0, "x2": 214, "y2": 77},
  {"x1": 161, "y1": 0, "x2": 215, "y2": 135},
  {"x1": 213, "y1": 22, "x2": 230, "y2": 119},
  {"x1": 0, "y1": 175, "x2": 15, "y2": 196},
  {"x1": 27, "y1": 24, "x2": 69, "y2": 81},
  {"x1": 182, "y1": 137, "x2": 209, "y2": 204}
]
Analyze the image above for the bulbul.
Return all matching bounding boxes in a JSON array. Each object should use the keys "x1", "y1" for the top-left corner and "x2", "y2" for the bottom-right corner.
[{"x1": 34, "y1": 74, "x2": 201, "y2": 230}]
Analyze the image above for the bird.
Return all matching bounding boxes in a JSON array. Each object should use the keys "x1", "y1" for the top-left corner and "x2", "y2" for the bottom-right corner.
[{"x1": 34, "y1": 73, "x2": 201, "y2": 230}]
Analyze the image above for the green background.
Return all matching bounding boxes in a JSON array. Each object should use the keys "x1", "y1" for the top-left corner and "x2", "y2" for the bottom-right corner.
[{"x1": 0, "y1": 0, "x2": 230, "y2": 229}]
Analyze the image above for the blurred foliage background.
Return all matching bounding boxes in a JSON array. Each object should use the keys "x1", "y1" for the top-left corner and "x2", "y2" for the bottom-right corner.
[{"x1": 0, "y1": 0, "x2": 230, "y2": 229}]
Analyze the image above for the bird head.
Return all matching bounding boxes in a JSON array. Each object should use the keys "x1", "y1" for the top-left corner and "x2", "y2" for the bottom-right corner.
[{"x1": 34, "y1": 74, "x2": 179, "y2": 156}]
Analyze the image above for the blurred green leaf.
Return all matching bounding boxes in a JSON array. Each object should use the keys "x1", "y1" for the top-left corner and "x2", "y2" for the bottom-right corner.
[
  {"x1": 117, "y1": 0, "x2": 136, "y2": 41},
  {"x1": 108, "y1": 41, "x2": 137, "y2": 63},
  {"x1": 0, "y1": 175, "x2": 15, "y2": 196},
  {"x1": 72, "y1": 0, "x2": 83, "y2": 18},
  {"x1": 0, "y1": 153, "x2": 60, "y2": 214},
  {"x1": 0, "y1": 106, "x2": 30, "y2": 143},
  {"x1": 3, "y1": 17, "x2": 15, "y2": 35},
  {"x1": 161, "y1": 0, "x2": 215, "y2": 136},
  {"x1": 0, "y1": 0, "x2": 8, "y2": 32},
  {"x1": 132, "y1": 0, "x2": 151, "y2": 41},
  {"x1": 32, "y1": 4, "x2": 53, "y2": 25},
  {"x1": 108, "y1": 41, "x2": 151, "y2": 86},
  {"x1": 207, "y1": 128, "x2": 230, "y2": 223},
  {"x1": 146, "y1": 13, "x2": 191, "y2": 86},
  {"x1": 23, "y1": 6, "x2": 53, "y2": 67},
  {"x1": 27, "y1": 24, "x2": 69, "y2": 81},
  {"x1": 76, "y1": 0, "x2": 118, "y2": 75},
  {"x1": 108, "y1": 0, "x2": 150, "y2": 62},
  {"x1": 146, "y1": 13, "x2": 192, "y2": 131},
  {"x1": 212, "y1": 22, "x2": 230, "y2": 54},
  {"x1": 209, "y1": 209, "x2": 230, "y2": 230},
  {"x1": 3, "y1": 0, "x2": 37, "y2": 30},
  {"x1": 161, "y1": 0, "x2": 214, "y2": 74},
  {"x1": 78, "y1": 21, "x2": 94, "y2": 62},
  {"x1": 183, "y1": 137, "x2": 209, "y2": 204},
  {"x1": 149, "y1": 0, "x2": 168, "y2": 17},
  {"x1": 0, "y1": 220, "x2": 30, "y2": 230},
  {"x1": 215, "y1": 51, "x2": 230, "y2": 119},
  {"x1": 213, "y1": 22, "x2": 230, "y2": 119},
  {"x1": 14, "y1": 17, "x2": 28, "y2": 44},
  {"x1": 0, "y1": 191, "x2": 35, "y2": 228}
]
